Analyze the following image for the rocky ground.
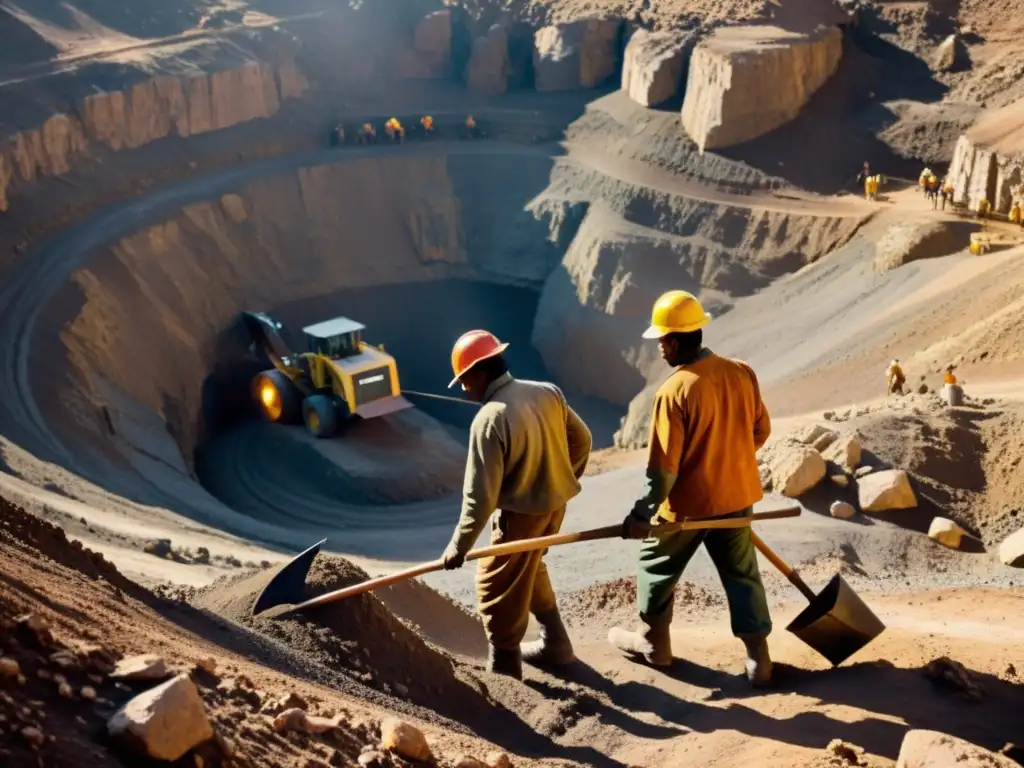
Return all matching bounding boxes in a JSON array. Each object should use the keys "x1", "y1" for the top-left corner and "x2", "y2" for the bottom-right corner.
[{"x1": 3, "y1": 488, "x2": 1024, "y2": 768}]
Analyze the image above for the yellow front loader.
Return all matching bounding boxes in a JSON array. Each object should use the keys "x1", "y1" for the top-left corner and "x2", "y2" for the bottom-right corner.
[{"x1": 242, "y1": 312, "x2": 412, "y2": 438}]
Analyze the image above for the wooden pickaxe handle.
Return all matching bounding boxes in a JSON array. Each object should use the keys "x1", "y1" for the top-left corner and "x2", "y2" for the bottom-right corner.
[{"x1": 275, "y1": 506, "x2": 801, "y2": 615}]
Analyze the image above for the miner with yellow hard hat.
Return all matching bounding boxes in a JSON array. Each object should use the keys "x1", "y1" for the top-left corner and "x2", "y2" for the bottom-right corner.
[
  {"x1": 439, "y1": 330, "x2": 592, "y2": 680},
  {"x1": 608, "y1": 290, "x2": 775, "y2": 687}
]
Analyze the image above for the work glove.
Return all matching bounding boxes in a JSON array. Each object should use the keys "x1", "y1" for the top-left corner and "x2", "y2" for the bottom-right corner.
[
  {"x1": 621, "y1": 513, "x2": 655, "y2": 540},
  {"x1": 441, "y1": 543, "x2": 466, "y2": 570}
]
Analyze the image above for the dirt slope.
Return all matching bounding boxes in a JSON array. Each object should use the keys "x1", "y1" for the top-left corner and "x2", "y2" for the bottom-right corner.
[
  {"x1": 0, "y1": 496, "x2": 524, "y2": 767},
  {"x1": 7, "y1": 492, "x2": 1024, "y2": 768}
]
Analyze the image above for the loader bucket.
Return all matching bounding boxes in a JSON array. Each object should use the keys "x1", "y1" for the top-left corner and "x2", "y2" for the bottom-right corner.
[
  {"x1": 252, "y1": 539, "x2": 326, "y2": 616},
  {"x1": 784, "y1": 574, "x2": 886, "y2": 666}
]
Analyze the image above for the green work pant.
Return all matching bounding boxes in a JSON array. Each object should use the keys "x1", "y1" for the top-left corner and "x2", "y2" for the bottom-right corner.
[{"x1": 637, "y1": 507, "x2": 772, "y2": 638}]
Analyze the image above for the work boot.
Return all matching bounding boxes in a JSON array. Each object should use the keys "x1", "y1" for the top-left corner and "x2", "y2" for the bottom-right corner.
[
  {"x1": 740, "y1": 634, "x2": 773, "y2": 688},
  {"x1": 607, "y1": 602, "x2": 674, "y2": 667},
  {"x1": 521, "y1": 608, "x2": 577, "y2": 668},
  {"x1": 486, "y1": 646, "x2": 523, "y2": 681}
]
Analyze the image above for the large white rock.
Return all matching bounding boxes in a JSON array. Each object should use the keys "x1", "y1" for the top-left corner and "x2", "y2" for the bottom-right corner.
[
  {"x1": 998, "y1": 527, "x2": 1024, "y2": 567},
  {"x1": 822, "y1": 433, "x2": 862, "y2": 471},
  {"x1": 681, "y1": 25, "x2": 843, "y2": 152},
  {"x1": 927, "y1": 517, "x2": 967, "y2": 549},
  {"x1": 466, "y1": 25, "x2": 510, "y2": 93},
  {"x1": 858, "y1": 469, "x2": 917, "y2": 512},
  {"x1": 621, "y1": 29, "x2": 696, "y2": 107},
  {"x1": 534, "y1": 19, "x2": 621, "y2": 92},
  {"x1": 108, "y1": 674, "x2": 213, "y2": 761},
  {"x1": 764, "y1": 442, "x2": 827, "y2": 497},
  {"x1": 896, "y1": 729, "x2": 1018, "y2": 768}
]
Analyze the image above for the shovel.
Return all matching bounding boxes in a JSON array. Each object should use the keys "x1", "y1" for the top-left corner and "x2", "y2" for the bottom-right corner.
[
  {"x1": 252, "y1": 506, "x2": 802, "y2": 617},
  {"x1": 751, "y1": 532, "x2": 885, "y2": 666}
]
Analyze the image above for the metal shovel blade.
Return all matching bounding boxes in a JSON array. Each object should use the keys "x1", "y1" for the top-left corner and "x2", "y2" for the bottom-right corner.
[
  {"x1": 252, "y1": 539, "x2": 326, "y2": 616},
  {"x1": 784, "y1": 574, "x2": 886, "y2": 666}
]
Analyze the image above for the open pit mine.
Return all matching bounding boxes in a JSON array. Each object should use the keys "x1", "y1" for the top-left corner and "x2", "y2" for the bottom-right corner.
[{"x1": 0, "y1": 1, "x2": 1023, "y2": 767}]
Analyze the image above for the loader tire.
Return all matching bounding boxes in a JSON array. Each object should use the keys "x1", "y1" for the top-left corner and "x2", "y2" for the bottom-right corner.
[
  {"x1": 303, "y1": 394, "x2": 341, "y2": 439},
  {"x1": 253, "y1": 369, "x2": 302, "y2": 424}
]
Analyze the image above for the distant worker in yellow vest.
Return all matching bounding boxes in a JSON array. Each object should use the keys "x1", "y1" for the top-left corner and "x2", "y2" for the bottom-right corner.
[
  {"x1": 887, "y1": 359, "x2": 906, "y2": 395},
  {"x1": 1010, "y1": 202, "x2": 1022, "y2": 226},
  {"x1": 421, "y1": 115, "x2": 434, "y2": 137},
  {"x1": 465, "y1": 115, "x2": 479, "y2": 139},
  {"x1": 977, "y1": 197, "x2": 991, "y2": 219},
  {"x1": 944, "y1": 365, "x2": 957, "y2": 386},
  {"x1": 608, "y1": 290, "x2": 775, "y2": 688},
  {"x1": 385, "y1": 118, "x2": 405, "y2": 143},
  {"x1": 864, "y1": 174, "x2": 874, "y2": 201},
  {"x1": 927, "y1": 175, "x2": 940, "y2": 209},
  {"x1": 919, "y1": 168, "x2": 933, "y2": 193}
]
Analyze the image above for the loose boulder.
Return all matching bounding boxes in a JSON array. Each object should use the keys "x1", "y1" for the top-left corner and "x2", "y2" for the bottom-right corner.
[
  {"x1": 396, "y1": 11, "x2": 453, "y2": 79},
  {"x1": 998, "y1": 527, "x2": 1024, "y2": 567},
  {"x1": 762, "y1": 442, "x2": 827, "y2": 497},
  {"x1": 797, "y1": 424, "x2": 834, "y2": 446},
  {"x1": 111, "y1": 654, "x2": 170, "y2": 682},
  {"x1": 858, "y1": 469, "x2": 917, "y2": 512},
  {"x1": 822, "y1": 433, "x2": 862, "y2": 471},
  {"x1": 381, "y1": 718, "x2": 431, "y2": 762},
  {"x1": 896, "y1": 729, "x2": 1017, "y2": 767},
  {"x1": 931, "y1": 34, "x2": 966, "y2": 73},
  {"x1": 621, "y1": 30, "x2": 696, "y2": 107},
  {"x1": 830, "y1": 474, "x2": 850, "y2": 489},
  {"x1": 415, "y1": 11, "x2": 451, "y2": 57},
  {"x1": 927, "y1": 517, "x2": 967, "y2": 549},
  {"x1": 830, "y1": 501, "x2": 856, "y2": 519},
  {"x1": 108, "y1": 674, "x2": 213, "y2": 761},
  {"x1": 466, "y1": 25, "x2": 511, "y2": 93},
  {"x1": 534, "y1": 19, "x2": 622, "y2": 92},
  {"x1": 681, "y1": 25, "x2": 843, "y2": 151}
]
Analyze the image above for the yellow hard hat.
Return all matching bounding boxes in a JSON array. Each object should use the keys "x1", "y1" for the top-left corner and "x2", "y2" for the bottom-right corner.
[{"x1": 642, "y1": 290, "x2": 711, "y2": 339}]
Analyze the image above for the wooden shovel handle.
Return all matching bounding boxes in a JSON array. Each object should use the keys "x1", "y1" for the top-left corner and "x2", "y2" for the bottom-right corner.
[
  {"x1": 751, "y1": 531, "x2": 817, "y2": 602},
  {"x1": 283, "y1": 506, "x2": 801, "y2": 614}
]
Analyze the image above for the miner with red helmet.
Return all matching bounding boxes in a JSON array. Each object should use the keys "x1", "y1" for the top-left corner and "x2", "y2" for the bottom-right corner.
[{"x1": 441, "y1": 330, "x2": 592, "y2": 680}]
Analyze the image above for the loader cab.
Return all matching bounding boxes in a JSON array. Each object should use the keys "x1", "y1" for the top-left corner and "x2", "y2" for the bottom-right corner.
[{"x1": 302, "y1": 317, "x2": 365, "y2": 360}]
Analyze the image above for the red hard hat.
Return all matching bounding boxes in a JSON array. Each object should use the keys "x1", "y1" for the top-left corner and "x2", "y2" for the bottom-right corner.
[{"x1": 449, "y1": 330, "x2": 509, "y2": 388}]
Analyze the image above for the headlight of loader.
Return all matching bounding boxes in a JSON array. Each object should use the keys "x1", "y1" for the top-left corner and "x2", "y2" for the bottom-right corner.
[{"x1": 260, "y1": 381, "x2": 281, "y2": 420}]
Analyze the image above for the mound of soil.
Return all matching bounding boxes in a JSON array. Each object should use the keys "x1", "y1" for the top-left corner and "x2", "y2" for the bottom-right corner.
[
  {"x1": 0, "y1": 497, "x2": 416, "y2": 768},
  {"x1": 190, "y1": 556, "x2": 474, "y2": 710},
  {"x1": 852, "y1": 396, "x2": 1024, "y2": 546},
  {"x1": 0, "y1": 495, "x2": 132, "y2": 592},
  {"x1": 373, "y1": 580, "x2": 487, "y2": 660}
]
